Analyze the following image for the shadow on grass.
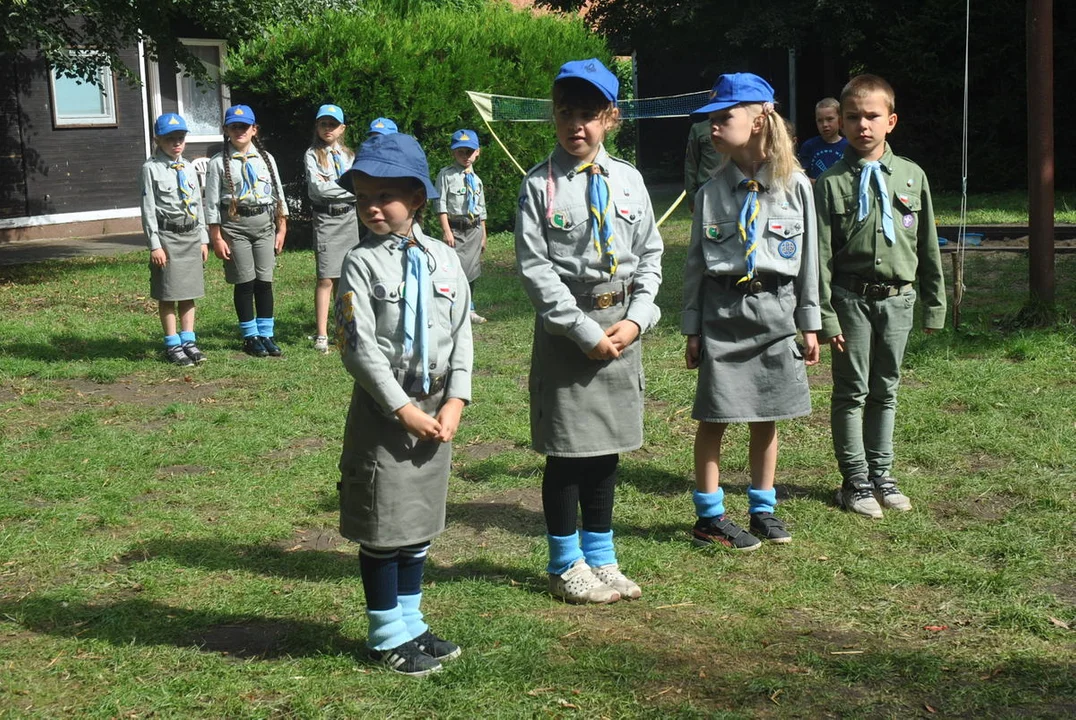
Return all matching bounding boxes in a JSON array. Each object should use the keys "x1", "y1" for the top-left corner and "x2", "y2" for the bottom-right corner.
[
  {"x1": 117, "y1": 537, "x2": 358, "y2": 581},
  {"x1": 0, "y1": 596, "x2": 362, "y2": 660},
  {"x1": 425, "y1": 556, "x2": 537, "y2": 588}
]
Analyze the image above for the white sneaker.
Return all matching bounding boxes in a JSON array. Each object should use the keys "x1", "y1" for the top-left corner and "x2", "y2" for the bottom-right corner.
[
  {"x1": 835, "y1": 476, "x2": 884, "y2": 519},
  {"x1": 469, "y1": 311, "x2": 487, "y2": 324},
  {"x1": 548, "y1": 558, "x2": 620, "y2": 604},
  {"x1": 313, "y1": 335, "x2": 329, "y2": 353},
  {"x1": 873, "y1": 475, "x2": 912, "y2": 512},
  {"x1": 591, "y1": 563, "x2": 641, "y2": 599}
]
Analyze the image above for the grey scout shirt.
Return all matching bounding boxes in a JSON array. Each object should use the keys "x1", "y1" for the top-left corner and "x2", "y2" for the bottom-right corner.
[
  {"x1": 814, "y1": 143, "x2": 946, "y2": 338},
  {"x1": 204, "y1": 145, "x2": 289, "y2": 225},
  {"x1": 681, "y1": 161, "x2": 821, "y2": 335},
  {"x1": 335, "y1": 224, "x2": 473, "y2": 414},
  {"x1": 304, "y1": 145, "x2": 356, "y2": 205},
  {"x1": 434, "y1": 164, "x2": 487, "y2": 220},
  {"x1": 139, "y1": 150, "x2": 209, "y2": 250},
  {"x1": 515, "y1": 144, "x2": 664, "y2": 352}
]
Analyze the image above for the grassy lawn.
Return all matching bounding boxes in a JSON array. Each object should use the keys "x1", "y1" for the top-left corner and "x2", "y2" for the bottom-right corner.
[{"x1": 1, "y1": 212, "x2": 1075, "y2": 718}]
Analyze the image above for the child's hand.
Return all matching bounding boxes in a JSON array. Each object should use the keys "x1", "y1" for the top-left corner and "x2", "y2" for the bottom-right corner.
[
  {"x1": 396, "y1": 403, "x2": 442, "y2": 441},
  {"x1": 200, "y1": 244, "x2": 209, "y2": 262},
  {"x1": 212, "y1": 239, "x2": 231, "y2": 261},
  {"x1": 434, "y1": 398, "x2": 465, "y2": 443},
  {"x1": 151, "y1": 248, "x2": 168, "y2": 268},
  {"x1": 274, "y1": 229, "x2": 286, "y2": 255},
  {"x1": 444, "y1": 232, "x2": 456, "y2": 248},
  {"x1": 685, "y1": 335, "x2": 701, "y2": 369},
  {"x1": 829, "y1": 334, "x2": 846, "y2": 353},
  {"x1": 481, "y1": 233, "x2": 487, "y2": 253},
  {"x1": 586, "y1": 334, "x2": 620, "y2": 361},
  {"x1": 802, "y1": 332, "x2": 821, "y2": 366},
  {"x1": 606, "y1": 320, "x2": 640, "y2": 351}
]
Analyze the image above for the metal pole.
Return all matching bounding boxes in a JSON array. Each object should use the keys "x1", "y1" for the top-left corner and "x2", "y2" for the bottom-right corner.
[
  {"x1": 787, "y1": 48, "x2": 797, "y2": 129},
  {"x1": 1027, "y1": 0, "x2": 1054, "y2": 304}
]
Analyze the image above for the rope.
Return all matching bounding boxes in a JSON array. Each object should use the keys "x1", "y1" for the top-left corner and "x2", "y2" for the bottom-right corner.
[
  {"x1": 954, "y1": 0, "x2": 971, "y2": 329},
  {"x1": 478, "y1": 113, "x2": 527, "y2": 177},
  {"x1": 656, "y1": 191, "x2": 686, "y2": 229}
]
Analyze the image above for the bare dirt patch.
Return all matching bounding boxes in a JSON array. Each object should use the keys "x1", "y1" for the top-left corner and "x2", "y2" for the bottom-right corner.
[
  {"x1": 807, "y1": 369, "x2": 831, "y2": 387},
  {"x1": 155, "y1": 464, "x2": 209, "y2": 478},
  {"x1": 963, "y1": 452, "x2": 1010, "y2": 474},
  {"x1": 932, "y1": 494, "x2": 1013, "y2": 522},
  {"x1": 265, "y1": 436, "x2": 327, "y2": 461},
  {"x1": 274, "y1": 527, "x2": 349, "y2": 554},
  {"x1": 1045, "y1": 579, "x2": 1076, "y2": 607},
  {"x1": 56, "y1": 376, "x2": 224, "y2": 408},
  {"x1": 455, "y1": 437, "x2": 515, "y2": 461}
]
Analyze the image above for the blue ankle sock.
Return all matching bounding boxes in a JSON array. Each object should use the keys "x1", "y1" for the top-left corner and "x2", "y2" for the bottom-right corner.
[
  {"x1": 256, "y1": 317, "x2": 275, "y2": 338},
  {"x1": 164, "y1": 334, "x2": 181, "y2": 348},
  {"x1": 179, "y1": 331, "x2": 196, "y2": 345},
  {"x1": 693, "y1": 488, "x2": 725, "y2": 520},
  {"x1": 366, "y1": 605, "x2": 412, "y2": 651},
  {"x1": 748, "y1": 487, "x2": 777, "y2": 515},
  {"x1": 546, "y1": 533, "x2": 583, "y2": 575},
  {"x1": 399, "y1": 592, "x2": 428, "y2": 641},
  {"x1": 580, "y1": 529, "x2": 616, "y2": 567},
  {"x1": 239, "y1": 320, "x2": 258, "y2": 338}
]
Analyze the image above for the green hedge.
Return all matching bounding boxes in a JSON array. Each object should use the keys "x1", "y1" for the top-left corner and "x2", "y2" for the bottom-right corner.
[{"x1": 224, "y1": 3, "x2": 612, "y2": 229}]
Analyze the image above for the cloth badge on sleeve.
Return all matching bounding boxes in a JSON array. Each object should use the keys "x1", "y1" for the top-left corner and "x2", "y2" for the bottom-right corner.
[
  {"x1": 334, "y1": 291, "x2": 359, "y2": 350},
  {"x1": 372, "y1": 283, "x2": 388, "y2": 300},
  {"x1": 778, "y1": 239, "x2": 798, "y2": 258}
]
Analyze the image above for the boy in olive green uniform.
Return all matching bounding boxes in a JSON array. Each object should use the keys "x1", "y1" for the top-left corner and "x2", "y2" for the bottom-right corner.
[
  {"x1": 684, "y1": 119, "x2": 723, "y2": 213},
  {"x1": 815, "y1": 74, "x2": 945, "y2": 519}
]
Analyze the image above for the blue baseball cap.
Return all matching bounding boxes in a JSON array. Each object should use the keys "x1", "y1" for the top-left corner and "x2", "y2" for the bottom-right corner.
[
  {"x1": 338, "y1": 133, "x2": 438, "y2": 200},
  {"x1": 554, "y1": 58, "x2": 619, "y2": 104},
  {"x1": 224, "y1": 104, "x2": 256, "y2": 126},
  {"x1": 692, "y1": 73, "x2": 776, "y2": 117},
  {"x1": 450, "y1": 129, "x2": 479, "y2": 150},
  {"x1": 154, "y1": 113, "x2": 187, "y2": 136},
  {"x1": 316, "y1": 104, "x2": 345, "y2": 123},
  {"x1": 368, "y1": 117, "x2": 398, "y2": 135}
]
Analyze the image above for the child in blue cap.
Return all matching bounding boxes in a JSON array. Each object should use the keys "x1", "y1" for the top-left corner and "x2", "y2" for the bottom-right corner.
[
  {"x1": 140, "y1": 113, "x2": 210, "y2": 366},
  {"x1": 368, "y1": 117, "x2": 398, "y2": 138},
  {"x1": 304, "y1": 103, "x2": 359, "y2": 353},
  {"x1": 334, "y1": 133, "x2": 473, "y2": 676},
  {"x1": 682, "y1": 73, "x2": 821, "y2": 550},
  {"x1": 515, "y1": 58, "x2": 664, "y2": 604},
  {"x1": 435, "y1": 129, "x2": 488, "y2": 324},
  {"x1": 205, "y1": 104, "x2": 289, "y2": 357}
]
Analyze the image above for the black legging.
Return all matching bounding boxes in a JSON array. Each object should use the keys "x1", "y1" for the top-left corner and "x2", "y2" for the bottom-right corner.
[
  {"x1": 542, "y1": 454, "x2": 618, "y2": 536},
  {"x1": 233, "y1": 279, "x2": 274, "y2": 323}
]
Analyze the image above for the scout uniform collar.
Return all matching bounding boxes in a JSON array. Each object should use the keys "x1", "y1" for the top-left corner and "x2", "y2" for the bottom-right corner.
[
  {"x1": 843, "y1": 142, "x2": 894, "y2": 174},
  {"x1": 154, "y1": 149, "x2": 182, "y2": 164},
  {"x1": 551, "y1": 143, "x2": 611, "y2": 177},
  {"x1": 725, "y1": 159, "x2": 773, "y2": 193},
  {"x1": 369, "y1": 222, "x2": 428, "y2": 251}
]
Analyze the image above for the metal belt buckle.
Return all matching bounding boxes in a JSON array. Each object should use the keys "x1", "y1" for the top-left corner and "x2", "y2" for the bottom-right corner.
[
  {"x1": 865, "y1": 283, "x2": 888, "y2": 300},
  {"x1": 595, "y1": 291, "x2": 615, "y2": 309},
  {"x1": 748, "y1": 279, "x2": 763, "y2": 294}
]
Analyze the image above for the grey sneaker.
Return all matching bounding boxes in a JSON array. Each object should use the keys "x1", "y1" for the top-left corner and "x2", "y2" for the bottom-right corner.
[
  {"x1": 835, "y1": 476, "x2": 884, "y2": 519},
  {"x1": 165, "y1": 344, "x2": 195, "y2": 367},
  {"x1": 873, "y1": 475, "x2": 912, "y2": 512},
  {"x1": 548, "y1": 557, "x2": 620, "y2": 604},
  {"x1": 369, "y1": 640, "x2": 442, "y2": 677},
  {"x1": 749, "y1": 512, "x2": 792, "y2": 544},
  {"x1": 312, "y1": 335, "x2": 330, "y2": 353},
  {"x1": 590, "y1": 563, "x2": 641, "y2": 599}
]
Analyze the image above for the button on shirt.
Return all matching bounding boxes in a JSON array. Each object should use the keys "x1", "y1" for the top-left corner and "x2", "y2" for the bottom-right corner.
[
  {"x1": 304, "y1": 145, "x2": 356, "y2": 205},
  {"x1": 204, "y1": 145, "x2": 289, "y2": 224},
  {"x1": 515, "y1": 144, "x2": 664, "y2": 352},
  {"x1": 814, "y1": 143, "x2": 946, "y2": 338},
  {"x1": 139, "y1": 150, "x2": 210, "y2": 250},
  {"x1": 434, "y1": 164, "x2": 486, "y2": 219},
  {"x1": 335, "y1": 224, "x2": 473, "y2": 414},
  {"x1": 681, "y1": 161, "x2": 821, "y2": 335}
]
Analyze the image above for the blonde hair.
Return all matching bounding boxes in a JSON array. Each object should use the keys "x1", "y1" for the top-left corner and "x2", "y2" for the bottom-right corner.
[
  {"x1": 815, "y1": 97, "x2": 840, "y2": 113},
  {"x1": 745, "y1": 102, "x2": 802, "y2": 187},
  {"x1": 841, "y1": 74, "x2": 896, "y2": 113}
]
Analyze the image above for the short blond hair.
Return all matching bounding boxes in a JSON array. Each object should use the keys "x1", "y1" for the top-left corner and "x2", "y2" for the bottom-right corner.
[
  {"x1": 815, "y1": 97, "x2": 840, "y2": 113},
  {"x1": 840, "y1": 74, "x2": 896, "y2": 114}
]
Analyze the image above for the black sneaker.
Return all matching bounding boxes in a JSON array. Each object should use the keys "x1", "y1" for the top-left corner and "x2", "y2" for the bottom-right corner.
[
  {"x1": 749, "y1": 512, "x2": 792, "y2": 544},
  {"x1": 413, "y1": 629, "x2": 462, "y2": 661},
  {"x1": 181, "y1": 342, "x2": 207, "y2": 364},
  {"x1": 165, "y1": 345, "x2": 195, "y2": 366},
  {"x1": 692, "y1": 515, "x2": 761, "y2": 551},
  {"x1": 369, "y1": 640, "x2": 442, "y2": 677},
  {"x1": 259, "y1": 336, "x2": 282, "y2": 356},
  {"x1": 242, "y1": 336, "x2": 268, "y2": 357}
]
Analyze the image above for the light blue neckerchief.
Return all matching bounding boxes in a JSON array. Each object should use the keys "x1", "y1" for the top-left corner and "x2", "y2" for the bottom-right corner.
[
  {"x1": 169, "y1": 161, "x2": 196, "y2": 220},
  {"x1": 736, "y1": 178, "x2": 761, "y2": 285},
  {"x1": 233, "y1": 151, "x2": 261, "y2": 201},
  {"x1": 576, "y1": 162, "x2": 617, "y2": 275},
  {"x1": 331, "y1": 148, "x2": 343, "y2": 179},
  {"x1": 464, "y1": 170, "x2": 478, "y2": 219},
  {"x1": 858, "y1": 161, "x2": 896, "y2": 245},
  {"x1": 399, "y1": 235, "x2": 430, "y2": 393}
]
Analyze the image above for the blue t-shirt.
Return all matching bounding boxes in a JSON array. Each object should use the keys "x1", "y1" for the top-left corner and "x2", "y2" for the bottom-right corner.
[{"x1": 798, "y1": 136, "x2": 848, "y2": 179}]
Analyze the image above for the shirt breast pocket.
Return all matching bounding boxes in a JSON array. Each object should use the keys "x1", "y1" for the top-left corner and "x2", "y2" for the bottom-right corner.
[
  {"x1": 155, "y1": 178, "x2": 177, "y2": 197},
  {"x1": 700, "y1": 216, "x2": 738, "y2": 269},
  {"x1": 431, "y1": 280, "x2": 458, "y2": 331},
  {"x1": 764, "y1": 216, "x2": 805, "y2": 272},
  {"x1": 832, "y1": 194, "x2": 860, "y2": 240},
  {"x1": 545, "y1": 204, "x2": 589, "y2": 258},
  {"x1": 893, "y1": 191, "x2": 922, "y2": 241}
]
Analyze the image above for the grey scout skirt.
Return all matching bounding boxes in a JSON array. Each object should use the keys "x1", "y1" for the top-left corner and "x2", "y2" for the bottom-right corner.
[
  {"x1": 338, "y1": 382, "x2": 452, "y2": 548},
  {"x1": 220, "y1": 210, "x2": 276, "y2": 284},
  {"x1": 529, "y1": 279, "x2": 644, "y2": 457},
  {"x1": 150, "y1": 227, "x2": 205, "y2": 301},
  {"x1": 313, "y1": 208, "x2": 361, "y2": 280},
  {"x1": 450, "y1": 221, "x2": 483, "y2": 283},
  {"x1": 693, "y1": 277, "x2": 810, "y2": 423}
]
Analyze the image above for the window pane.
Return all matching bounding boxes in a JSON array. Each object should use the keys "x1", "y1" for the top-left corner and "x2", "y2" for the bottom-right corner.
[
  {"x1": 53, "y1": 69, "x2": 109, "y2": 117},
  {"x1": 179, "y1": 45, "x2": 223, "y2": 135}
]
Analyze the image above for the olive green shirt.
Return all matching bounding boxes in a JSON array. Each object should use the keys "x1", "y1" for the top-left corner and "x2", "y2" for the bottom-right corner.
[
  {"x1": 684, "y1": 120, "x2": 723, "y2": 206},
  {"x1": 814, "y1": 144, "x2": 946, "y2": 338}
]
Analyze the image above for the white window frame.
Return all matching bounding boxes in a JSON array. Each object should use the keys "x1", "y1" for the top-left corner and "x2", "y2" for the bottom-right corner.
[
  {"x1": 48, "y1": 50, "x2": 118, "y2": 128},
  {"x1": 174, "y1": 38, "x2": 230, "y2": 143}
]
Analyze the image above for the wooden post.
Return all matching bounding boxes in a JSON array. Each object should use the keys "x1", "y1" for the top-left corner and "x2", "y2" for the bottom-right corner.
[{"x1": 1027, "y1": 0, "x2": 1054, "y2": 304}]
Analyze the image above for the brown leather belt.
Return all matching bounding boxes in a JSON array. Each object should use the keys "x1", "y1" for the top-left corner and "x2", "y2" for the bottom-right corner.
[
  {"x1": 834, "y1": 276, "x2": 913, "y2": 300},
  {"x1": 394, "y1": 369, "x2": 448, "y2": 399},
  {"x1": 573, "y1": 282, "x2": 635, "y2": 310},
  {"x1": 312, "y1": 203, "x2": 354, "y2": 216},
  {"x1": 225, "y1": 204, "x2": 270, "y2": 217},
  {"x1": 448, "y1": 216, "x2": 480, "y2": 231}
]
